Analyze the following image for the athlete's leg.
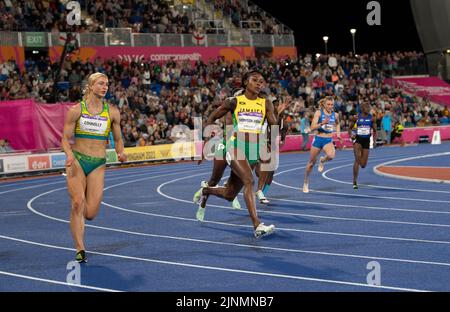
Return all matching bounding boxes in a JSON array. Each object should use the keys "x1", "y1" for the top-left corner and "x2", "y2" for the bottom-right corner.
[
  {"x1": 352, "y1": 142, "x2": 363, "y2": 186},
  {"x1": 257, "y1": 164, "x2": 268, "y2": 191},
  {"x1": 193, "y1": 158, "x2": 227, "y2": 203},
  {"x1": 84, "y1": 165, "x2": 106, "y2": 220},
  {"x1": 318, "y1": 141, "x2": 336, "y2": 172},
  {"x1": 262, "y1": 171, "x2": 274, "y2": 195},
  {"x1": 203, "y1": 159, "x2": 261, "y2": 228},
  {"x1": 208, "y1": 159, "x2": 228, "y2": 186},
  {"x1": 66, "y1": 160, "x2": 87, "y2": 253},
  {"x1": 360, "y1": 148, "x2": 369, "y2": 169},
  {"x1": 303, "y1": 147, "x2": 321, "y2": 192},
  {"x1": 196, "y1": 169, "x2": 244, "y2": 221}
]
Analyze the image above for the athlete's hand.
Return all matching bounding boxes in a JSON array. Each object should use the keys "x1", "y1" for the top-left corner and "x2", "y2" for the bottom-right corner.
[
  {"x1": 337, "y1": 136, "x2": 344, "y2": 150},
  {"x1": 118, "y1": 151, "x2": 127, "y2": 163},
  {"x1": 65, "y1": 153, "x2": 74, "y2": 168},
  {"x1": 198, "y1": 137, "x2": 210, "y2": 165}
]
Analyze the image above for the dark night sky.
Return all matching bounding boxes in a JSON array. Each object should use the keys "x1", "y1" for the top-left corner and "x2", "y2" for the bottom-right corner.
[{"x1": 250, "y1": 0, "x2": 423, "y2": 54}]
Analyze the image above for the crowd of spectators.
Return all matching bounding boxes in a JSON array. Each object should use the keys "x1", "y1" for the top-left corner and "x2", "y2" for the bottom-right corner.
[
  {"x1": 0, "y1": 0, "x2": 196, "y2": 34},
  {"x1": 1, "y1": 50, "x2": 446, "y2": 149},
  {"x1": 0, "y1": 0, "x2": 291, "y2": 35},
  {"x1": 211, "y1": 0, "x2": 288, "y2": 34}
]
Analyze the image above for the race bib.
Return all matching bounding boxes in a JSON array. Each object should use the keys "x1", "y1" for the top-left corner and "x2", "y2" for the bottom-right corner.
[
  {"x1": 237, "y1": 112, "x2": 263, "y2": 132},
  {"x1": 357, "y1": 127, "x2": 371, "y2": 136},
  {"x1": 321, "y1": 123, "x2": 335, "y2": 132},
  {"x1": 79, "y1": 114, "x2": 108, "y2": 135}
]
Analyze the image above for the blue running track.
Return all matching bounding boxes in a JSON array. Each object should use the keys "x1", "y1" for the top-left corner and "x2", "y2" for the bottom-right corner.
[{"x1": 1, "y1": 143, "x2": 450, "y2": 292}]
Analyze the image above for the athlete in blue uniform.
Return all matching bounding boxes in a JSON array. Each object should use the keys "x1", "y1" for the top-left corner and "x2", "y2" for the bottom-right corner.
[
  {"x1": 303, "y1": 96, "x2": 343, "y2": 193},
  {"x1": 348, "y1": 102, "x2": 377, "y2": 189}
]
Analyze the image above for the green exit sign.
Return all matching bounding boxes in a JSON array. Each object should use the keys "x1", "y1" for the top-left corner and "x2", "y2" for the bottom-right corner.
[{"x1": 25, "y1": 32, "x2": 46, "y2": 47}]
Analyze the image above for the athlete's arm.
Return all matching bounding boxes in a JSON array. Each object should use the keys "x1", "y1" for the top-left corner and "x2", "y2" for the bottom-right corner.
[
  {"x1": 310, "y1": 110, "x2": 323, "y2": 131},
  {"x1": 266, "y1": 98, "x2": 287, "y2": 126},
  {"x1": 348, "y1": 115, "x2": 356, "y2": 137},
  {"x1": 206, "y1": 98, "x2": 236, "y2": 127},
  {"x1": 335, "y1": 113, "x2": 343, "y2": 140},
  {"x1": 110, "y1": 105, "x2": 127, "y2": 162},
  {"x1": 61, "y1": 103, "x2": 81, "y2": 167}
]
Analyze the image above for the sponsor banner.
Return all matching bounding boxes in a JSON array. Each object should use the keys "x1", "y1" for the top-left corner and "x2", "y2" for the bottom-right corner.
[
  {"x1": 124, "y1": 142, "x2": 195, "y2": 162},
  {"x1": 51, "y1": 153, "x2": 67, "y2": 169},
  {"x1": 3, "y1": 156, "x2": 28, "y2": 173},
  {"x1": 0, "y1": 159, "x2": 3, "y2": 173},
  {"x1": 106, "y1": 149, "x2": 118, "y2": 163},
  {"x1": 49, "y1": 46, "x2": 256, "y2": 64},
  {"x1": 28, "y1": 155, "x2": 51, "y2": 171}
]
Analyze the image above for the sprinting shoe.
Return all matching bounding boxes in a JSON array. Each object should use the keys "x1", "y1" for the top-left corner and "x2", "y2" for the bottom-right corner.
[
  {"x1": 353, "y1": 183, "x2": 358, "y2": 190},
  {"x1": 76, "y1": 250, "x2": 87, "y2": 263},
  {"x1": 193, "y1": 181, "x2": 208, "y2": 203},
  {"x1": 302, "y1": 183, "x2": 309, "y2": 193},
  {"x1": 256, "y1": 190, "x2": 270, "y2": 204},
  {"x1": 196, "y1": 206, "x2": 206, "y2": 222},
  {"x1": 318, "y1": 156, "x2": 326, "y2": 173},
  {"x1": 254, "y1": 223, "x2": 275, "y2": 238},
  {"x1": 231, "y1": 197, "x2": 241, "y2": 209}
]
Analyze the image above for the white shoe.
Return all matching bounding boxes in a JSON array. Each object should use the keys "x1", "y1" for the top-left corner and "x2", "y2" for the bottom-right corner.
[
  {"x1": 196, "y1": 206, "x2": 205, "y2": 222},
  {"x1": 231, "y1": 197, "x2": 241, "y2": 209},
  {"x1": 302, "y1": 183, "x2": 309, "y2": 193},
  {"x1": 318, "y1": 156, "x2": 326, "y2": 173},
  {"x1": 254, "y1": 223, "x2": 275, "y2": 238},
  {"x1": 256, "y1": 190, "x2": 270, "y2": 204},
  {"x1": 193, "y1": 181, "x2": 208, "y2": 203}
]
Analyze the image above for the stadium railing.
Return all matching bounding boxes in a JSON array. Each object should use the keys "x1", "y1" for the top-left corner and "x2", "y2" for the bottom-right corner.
[{"x1": 0, "y1": 31, "x2": 295, "y2": 48}]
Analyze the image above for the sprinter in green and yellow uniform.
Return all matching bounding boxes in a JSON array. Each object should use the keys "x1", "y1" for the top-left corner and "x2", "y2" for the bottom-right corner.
[
  {"x1": 62, "y1": 72, "x2": 127, "y2": 263},
  {"x1": 196, "y1": 69, "x2": 286, "y2": 238}
]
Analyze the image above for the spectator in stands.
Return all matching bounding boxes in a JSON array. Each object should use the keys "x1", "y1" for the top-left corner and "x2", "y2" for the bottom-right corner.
[
  {"x1": 3, "y1": 139, "x2": 14, "y2": 152},
  {"x1": 300, "y1": 112, "x2": 310, "y2": 151},
  {"x1": 382, "y1": 108, "x2": 392, "y2": 144},
  {"x1": 391, "y1": 121, "x2": 405, "y2": 145},
  {"x1": 0, "y1": 138, "x2": 7, "y2": 153}
]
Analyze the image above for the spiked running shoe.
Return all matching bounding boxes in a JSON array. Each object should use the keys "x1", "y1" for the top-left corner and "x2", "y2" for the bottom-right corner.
[
  {"x1": 231, "y1": 197, "x2": 241, "y2": 209},
  {"x1": 256, "y1": 190, "x2": 270, "y2": 204},
  {"x1": 76, "y1": 250, "x2": 87, "y2": 263},
  {"x1": 196, "y1": 206, "x2": 206, "y2": 222},
  {"x1": 302, "y1": 183, "x2": 309, "y2": 193},
  {"x1": 193, "y1": 181, "x2": 208, "y2": 203},
  {"x1": 254, "y1": 223, "x2": 275, "y2": 238}
]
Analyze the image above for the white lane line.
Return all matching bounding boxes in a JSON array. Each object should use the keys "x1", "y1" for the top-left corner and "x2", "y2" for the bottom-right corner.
[
  {"x1": 266, "y1": 196, "x2": 450, "y2": 215},
  {"x1": 321, "y1": 163, "x2": 450, "y2": 194},
  {"x1": 0, "y1": 270, "x2": 122, "y2": 292},
  {"x1": 0, "y1": 166, "x2": 204, "y2": 196},
  {"x1": 153, "y1": 175, "x2": 450, "y2": 244},
  {"x1": 0, "y1": 234, "x2": 430, "y2": 292},
  {"x1": 373, "y1": 152, "x2": 450, "y2": 184},
  {"x1": 25, "y1": 186, "x2": 450, "y2": 267},
  {"x1": 272, "y1": 171, "x2": 450, "y2": 204},
  {"x1": 155, "y1": 171, "x2": 450, "y2": 223}
]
